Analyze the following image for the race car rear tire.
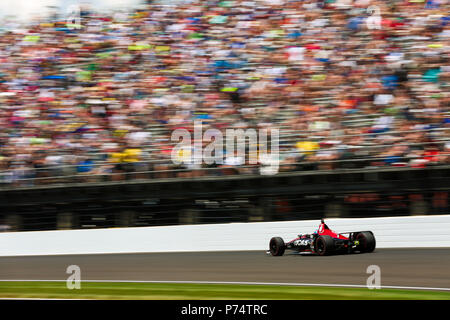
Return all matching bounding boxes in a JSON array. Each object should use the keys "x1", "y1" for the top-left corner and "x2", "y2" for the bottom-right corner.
[
  {"x1": 315, "y1": 235, "x2": 335, "y2": 256},
  {"x1": 269, "y1": 237, "x2": 285, "y2": 256},
  {"x1": 355, "y1": 231, "x2": 376, "y2": 253}
]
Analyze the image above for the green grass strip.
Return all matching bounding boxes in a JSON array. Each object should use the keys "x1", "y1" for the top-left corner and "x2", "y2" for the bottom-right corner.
[{"x1": 0, "y1": 281, "x2": 449, "y2": 300}]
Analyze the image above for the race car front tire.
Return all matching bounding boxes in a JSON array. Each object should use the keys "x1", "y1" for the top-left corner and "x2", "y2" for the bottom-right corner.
[
  {"x1": 315, "y1": 235, "x2": 335, "y2": 256},
  {"x1": 269, "y1": 237, "x2": 285, "y2": 256},
  {"x1": 355, "y1": 231, "x2": 376, "y2": 253}
]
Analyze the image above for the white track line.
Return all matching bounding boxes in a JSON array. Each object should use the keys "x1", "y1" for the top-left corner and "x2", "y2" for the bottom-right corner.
[{"x1": 0, "y1": 280, "x2": 449, "y2": 292}]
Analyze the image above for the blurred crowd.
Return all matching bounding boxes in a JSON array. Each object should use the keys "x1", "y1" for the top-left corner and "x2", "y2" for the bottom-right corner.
[{"x1": 0, "y1": 0, "x2": 449, "y2": 187}]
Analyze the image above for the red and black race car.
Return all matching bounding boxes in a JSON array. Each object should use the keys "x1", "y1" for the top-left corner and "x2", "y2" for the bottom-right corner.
[{"x1": 268, "y1": 219, "x2": 376, "y2": 256}]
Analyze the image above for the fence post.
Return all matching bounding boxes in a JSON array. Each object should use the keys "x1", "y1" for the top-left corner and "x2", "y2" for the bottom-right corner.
[
  {"x1": 410, "y1": 199, "x2": 428, "y2": 215},
  {"x1": 5, "y1": 214, "x2": 21, "y2": 231},
  {"x1": 116, "y1": 211, "x2": 136, "y2": 227},
  {"x1": 325, "y1": 202, "x2": 346, "y2": 218},
  {"x1": 179, "y1": 209, "x2": 198, "y2": 224},
  {"x1": 57, "y1": 212, "x2": 74, "y2": 230}
]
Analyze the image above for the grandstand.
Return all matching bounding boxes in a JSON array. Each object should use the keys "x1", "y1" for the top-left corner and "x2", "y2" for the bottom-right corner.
[{"x1": 0, "y1": 0, "x2": 449, "y2": 231}]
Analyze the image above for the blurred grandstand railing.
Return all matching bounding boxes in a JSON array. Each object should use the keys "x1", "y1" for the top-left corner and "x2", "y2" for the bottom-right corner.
[
  {"x1": 1, "y1": 164, "x2": 449, "y2": 231},
  {"x1": 1, "y1": 125, "x2": 449, "y2": 188},
  {"x1": 1, "y1": 147, "x2": 448, "y2": 189}
]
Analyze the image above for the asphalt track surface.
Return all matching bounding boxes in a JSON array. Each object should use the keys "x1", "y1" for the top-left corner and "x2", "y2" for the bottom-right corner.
[{"x1": 1, "y1": 249, "x2": 449, "y2": 289}]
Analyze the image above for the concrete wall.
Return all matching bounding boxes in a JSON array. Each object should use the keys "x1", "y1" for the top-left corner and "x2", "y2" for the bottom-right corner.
[{"x1": 0, "y1": 215, "x2": 449, "y2": 256}]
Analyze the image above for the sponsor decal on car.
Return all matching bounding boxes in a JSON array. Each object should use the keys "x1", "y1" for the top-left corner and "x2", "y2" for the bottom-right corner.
[{"x1": 293, "y1": 239, "x2": 310, "y2": 246}]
